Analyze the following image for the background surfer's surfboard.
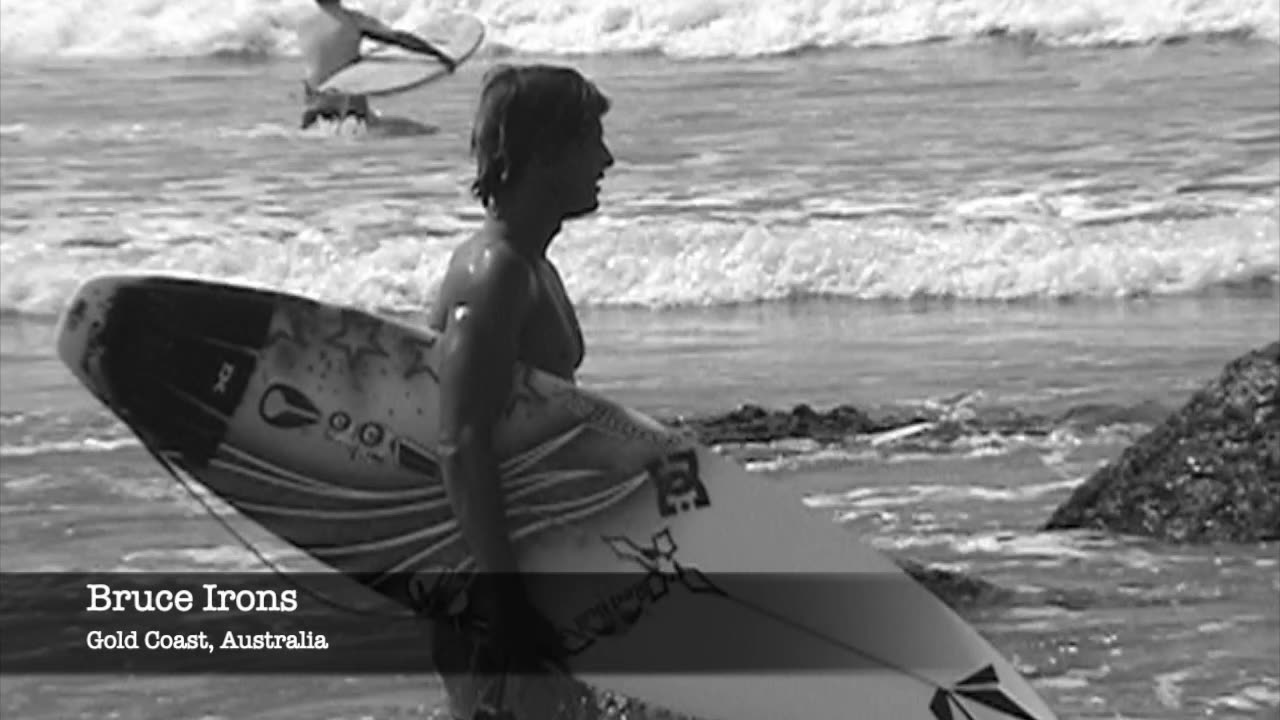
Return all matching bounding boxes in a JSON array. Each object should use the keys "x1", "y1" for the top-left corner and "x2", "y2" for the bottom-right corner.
[
  {"x1": 316, "y1": 13, "x2": 486, "y2": 98},
  {"x1": 55, "y1": 273, "x2": 1057, "y2": 720}
]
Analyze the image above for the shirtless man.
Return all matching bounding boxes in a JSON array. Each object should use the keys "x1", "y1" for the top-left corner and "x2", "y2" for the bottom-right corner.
[
  {"x1": 426, "y1": 64, "x2": 614, "y2": 718},
  {"x1": 296, "y1": 0, "x2": 456, "y2": 129}
]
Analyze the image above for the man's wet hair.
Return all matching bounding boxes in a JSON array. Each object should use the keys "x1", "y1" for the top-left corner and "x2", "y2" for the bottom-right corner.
[{"x1": 469, "y1": 64, "x2": 611, "y2": 206}]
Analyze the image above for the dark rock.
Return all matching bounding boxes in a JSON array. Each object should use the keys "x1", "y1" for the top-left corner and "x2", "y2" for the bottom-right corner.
[
  {"x1": 895, "y1": 558, "x2": 1013, "y2": 608},
  {"x1": 1054, "y1": 400, "x2": 1173, "y2": 432},
  {"x1": 1043, "y1": 341, "x2": 1280, "y2": 543},
  {"x1": 663, "y1": 402, "x2": 885, "y2": 445}
]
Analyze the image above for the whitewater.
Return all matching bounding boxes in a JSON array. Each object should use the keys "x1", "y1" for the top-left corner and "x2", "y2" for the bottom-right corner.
[
  {"x1": 1, "y1": 15, "x2": 1278, "y2": 317},
  {"x1": 1, "y1": 0, "x2": 1278, "y2": 59}
]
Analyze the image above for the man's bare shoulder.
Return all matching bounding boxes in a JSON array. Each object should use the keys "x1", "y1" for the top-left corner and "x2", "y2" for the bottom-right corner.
[{"x1": 442, "y1": 234, "x2": 537, "y2": 314}]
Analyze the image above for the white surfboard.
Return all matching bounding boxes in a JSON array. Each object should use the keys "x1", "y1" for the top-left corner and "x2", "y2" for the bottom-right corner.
[
  {"x1": 55, "y1": 273, "x2": 1058, "y2": 720},
  {"x1": 315, "y1": 13, "x2": 485, "y2": 98}
]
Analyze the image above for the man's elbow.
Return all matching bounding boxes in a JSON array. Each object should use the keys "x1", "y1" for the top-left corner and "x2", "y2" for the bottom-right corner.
[
  {"x1": 361, "y1": 25, "x2": 399, "y2": 46},
  {"x1": 390, "y1": 31, "x2": 425, "y2": 50},
  {"x1": 439, "y1": 422, "x2": 491, "y2": 464}
]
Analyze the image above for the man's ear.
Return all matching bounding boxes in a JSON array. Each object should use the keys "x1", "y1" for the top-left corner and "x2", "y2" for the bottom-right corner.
[{"x1": 524, "y1": 146, "x2": 557, "y2": 174}]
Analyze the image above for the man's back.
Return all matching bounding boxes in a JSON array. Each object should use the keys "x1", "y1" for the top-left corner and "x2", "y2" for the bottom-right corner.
[{"x1": 297, "y1": 4, "x2": 363, "y2": 87}]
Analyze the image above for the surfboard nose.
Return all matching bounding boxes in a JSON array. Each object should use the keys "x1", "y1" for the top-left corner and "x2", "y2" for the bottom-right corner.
[
  {"x1": 55, "y1": 274, "x2": 125, "y2": 391},
  {"x1": 55, "y1": 272, "x2": 288, "y2": 463}
]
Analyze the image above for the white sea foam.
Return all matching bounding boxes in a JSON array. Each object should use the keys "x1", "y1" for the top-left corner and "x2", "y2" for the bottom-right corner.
[
  {"x1": 0, "y1": 437, "x2": 140, "y2": 458},
  {"x1": 2, "y1": 208, "x2": 1275, "y2": 318},
  {"x1": 118, "y1": 544, "x2": 311, "y2": 570},
  {"x1": 1, "y1": 0, "x2": 1276, "y2": 60},
  {"x1": 805, "y1": 477, "x2": 1084, "y2": 511}
]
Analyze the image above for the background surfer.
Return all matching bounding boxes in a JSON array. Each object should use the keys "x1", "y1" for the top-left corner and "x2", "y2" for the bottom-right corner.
[
  {"x1": 296, "y1": 0, "x2": 457, "y2": 129},
  {"x1": 426, "y1": 64, "x2": 614, "y2": 717}
]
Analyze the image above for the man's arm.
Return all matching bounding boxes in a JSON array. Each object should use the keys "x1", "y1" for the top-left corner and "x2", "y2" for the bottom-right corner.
[
  {"x1": 436, "y1": 249, "x2": 534, "y2": 579},
  {"x1": 353, "y1": 13, "x2": 456, "y2": 70}
]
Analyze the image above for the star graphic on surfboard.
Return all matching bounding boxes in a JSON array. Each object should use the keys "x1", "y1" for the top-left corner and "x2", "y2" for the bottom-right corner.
[
  {"x1": 323, "y1": 309, "x2": 389, "y2": 371},
  {"x1": 400, "y1": 336, "x2": 438, "y2": 383},
  {"x1": 502, "y1": 365, "x2": 548, "y2": 419},
  {"x1": 265, "y1": 300, "x2": 314, "y2": 350}
]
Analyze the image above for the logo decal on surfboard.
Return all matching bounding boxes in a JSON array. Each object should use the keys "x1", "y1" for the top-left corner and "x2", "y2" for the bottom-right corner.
[
  {"x1": 324, "y1": 411, "x2": 390, "y2": 465},
  {"x1": 561, "y1": 528, "x2": 725, "y2": 655},
  {"x1": 930, "y1": 664, "x2": 1043, "y2": 720},
  {"x1": 647, "y1": 449, "x2": 710, "y2": 517},
  {"x1": 258, "y1": 383, "x2": 322, "y2": 428},
  {"x1": 358, "y1": 421, "x2": 385, "y2": 447},
  {"x1": 189, "y1": 351, "x2": 255, "y2": 417},
  {"x1": 315, "y1": 407, "x2": 439, "y2": 477}
]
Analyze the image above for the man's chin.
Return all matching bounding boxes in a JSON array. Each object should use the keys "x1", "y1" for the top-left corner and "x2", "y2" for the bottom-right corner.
[{"x1": 562, "y1": 201, "x2": 600, "y2": 221}]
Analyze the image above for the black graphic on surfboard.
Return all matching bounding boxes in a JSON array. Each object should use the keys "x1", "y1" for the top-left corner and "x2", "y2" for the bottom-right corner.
[
  {"x1": 63, "y1": 299, "x2": 88, "y2": 334},
  {"x1": 400, "y1": 336, "x2": 438, "y2": 382},
  {"x1": 258, "y1": 383, "x2": 322, "y2": 428},
  {"x1": 647, "y1": 449, "x2": 710, "y2": 517},
  {"x1": 392, "y1": 437, "x2": 440, "y2": 478},
  {"x1": 405, "y1": 567, "x2": 473, "y2": 622},
  {"x1": 930, "y1": 664, "x2": 1042, "y2": 720},
  {"x1": 560, "y1": 528, "x2": 725, "y2": 655},
  {"x1": 323, "y1": 309, "x2": 390, "y2": 372},
  {"x1": 183, "y1": 351, "x2": 256, "y2": 419}
]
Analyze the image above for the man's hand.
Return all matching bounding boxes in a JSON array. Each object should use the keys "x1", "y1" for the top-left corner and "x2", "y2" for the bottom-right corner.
[
  {"x1": 358, "y1": 15, "x2": 459, "y2": 72},
  {"x1": 469, "y1": 575, "x2": 568, "y2": 674}
]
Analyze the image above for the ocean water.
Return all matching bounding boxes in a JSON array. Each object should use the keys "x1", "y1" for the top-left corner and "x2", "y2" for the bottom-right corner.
[{"x1": 2, "y1": 0, "x2": 1279, "y2": 718}]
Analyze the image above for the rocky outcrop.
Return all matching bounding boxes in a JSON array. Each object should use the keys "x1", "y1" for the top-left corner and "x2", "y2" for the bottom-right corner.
[
  {"x1": 665, "y1": 403, "x2": 882, "y2": 444},
  {"x1": 896, "y1": 559, "x2": 1014, "y2": 608},
  {"x1": 659, "y1": 399, "x2": 1161, "y2": 448},
  {"x1": 1044, "y1": 341, "x2": 1280, "y2": 543}
]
